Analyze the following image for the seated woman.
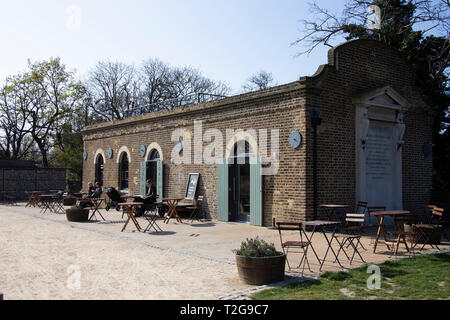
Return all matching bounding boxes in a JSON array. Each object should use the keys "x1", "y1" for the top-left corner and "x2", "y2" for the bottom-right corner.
[
  {"x1": 87, "y1": 182, "x2": 102, "y2": 199},
  {"x1": 137, "y1": 179, "x2": 157, "y2": 216},
  {"x1": 87, "y1": 182, "x2": 95, "y2": 196},
  {"x1": 81, "y1": 182, "x2": 102, "y2": 208}
]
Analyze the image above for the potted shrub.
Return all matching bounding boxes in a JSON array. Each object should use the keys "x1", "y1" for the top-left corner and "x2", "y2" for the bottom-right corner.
[
  {"x1": 233, "y1": 237, "x2": 286, "y2": 285},
  {"x1": 66, "y1": 205, "x2": 89, "y2": 222}
]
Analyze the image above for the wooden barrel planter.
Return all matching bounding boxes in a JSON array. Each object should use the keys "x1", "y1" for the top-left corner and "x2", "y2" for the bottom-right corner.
[
  {"x1": 63, "y1": 198, "x2": 77, "y2": 206},
  {"x1": 66, "y1": 208, "x2": 89, "y2": 222},
  {"x1": 235, "y1": 254, "x2": 286, "y2": 285}
]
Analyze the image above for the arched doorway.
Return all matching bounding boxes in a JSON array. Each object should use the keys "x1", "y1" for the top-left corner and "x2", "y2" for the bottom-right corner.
[
  {"x1": 95, "y1": 154, "x2": 104, "y2": 186},
  {"x1": 217, "y1": 140, "x2": 263, "y2": 226},
  {"x1": 228, "y1": 141, "x2": 253, "y2": 222},
  {"x1": 140, "y1": 146, "x2": 164, "y2": 200},
  {"x1": 118, "y1": 152, "x2": 129, "y2": 191},
  {"x1": 146, "y1": 149, "x2": 160, "y2": 193}
]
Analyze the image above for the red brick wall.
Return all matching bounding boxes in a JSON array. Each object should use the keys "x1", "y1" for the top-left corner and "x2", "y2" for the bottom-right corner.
[
  {"x1": 305, "y1": 40, "x2": 433, "y2": 218},
  {"x1": 82, "y1": 40, "x2": 433, "y2": 225}
]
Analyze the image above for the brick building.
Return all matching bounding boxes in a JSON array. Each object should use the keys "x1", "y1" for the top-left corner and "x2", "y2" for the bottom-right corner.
[{"x1": 82, "y1": 40, "x2": 433, "y2": 226}]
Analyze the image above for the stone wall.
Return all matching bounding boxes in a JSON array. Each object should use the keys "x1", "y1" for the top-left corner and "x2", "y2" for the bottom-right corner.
[{"x1": 0, "y1": 168, "x2": 66, "y2": 199}]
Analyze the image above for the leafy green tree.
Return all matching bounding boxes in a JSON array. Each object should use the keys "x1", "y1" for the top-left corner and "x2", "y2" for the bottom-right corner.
[
  {"x1": 50, "y1": 122, "x2": 83, "y2": 184},
  {"x1": 21, "y1": 58, "x2": 86, "y2": 167}
]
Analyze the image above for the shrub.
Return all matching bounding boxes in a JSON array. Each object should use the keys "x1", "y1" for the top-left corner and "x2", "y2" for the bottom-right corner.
[{"x1": 233, "y1": 237, "x2": 283, "y2": 257}]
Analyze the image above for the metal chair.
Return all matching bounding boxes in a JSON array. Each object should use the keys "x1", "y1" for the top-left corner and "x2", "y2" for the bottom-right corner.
[
  {"x1": 143, "y1": 202, "x2": 163, "y2": 232},
  {"x1": 334, "y1": 212, "x2": 366, "y2": 264},
  {"x1": 276, "y1": 222, "x2": 311, "y2": 275}
]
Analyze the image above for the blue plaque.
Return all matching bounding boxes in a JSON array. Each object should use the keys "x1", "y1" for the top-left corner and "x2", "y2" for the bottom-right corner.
[{"x1": 140, "y1": 145, "x2": 147, "y2": 157}]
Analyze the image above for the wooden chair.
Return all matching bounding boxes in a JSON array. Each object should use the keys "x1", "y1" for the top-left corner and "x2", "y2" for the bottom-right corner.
[
  {"x1": 386, "y1": 214, "x2": 423, "y2": 256},
  {"x1": 367, "y1": 206, "x2": 386, "y2": 245},
  {"x1": 186, "y1": 195, "x2": 204, "y2": 222},
  {"x1": 411, "y1": 206, "x2": 445, "y2": 252},
  {"x1": 276, "y1": 222, "x2": 311, "y2": 275},
  {"x1": 430, "y1": 206, "x2": 446, "y2": 225},
  {"x1": 334, "y1": 213, "x2": 366, "y2": 264}
]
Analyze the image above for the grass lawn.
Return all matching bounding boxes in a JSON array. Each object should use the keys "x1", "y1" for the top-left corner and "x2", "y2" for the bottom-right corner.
[{"x1": 251, "y1": 252, "x2": 450, "y2": 300}]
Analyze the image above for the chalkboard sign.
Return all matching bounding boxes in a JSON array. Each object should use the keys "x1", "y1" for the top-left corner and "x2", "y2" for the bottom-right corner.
[{"x1": 185, "y1": 173, "x2": 199, "y2": 200}]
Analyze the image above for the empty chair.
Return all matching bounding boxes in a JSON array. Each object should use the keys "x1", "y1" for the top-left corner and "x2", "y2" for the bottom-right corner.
[
  {"x1": 334, "y1": 212, "x2": 366, "y2": 265},
  {"x1": 411, "y1": 206, "x2": 445, "y2": 252},
  {"x1": 385, "y1": 213, "x2": 423, "y2": 256},
  {"x1": 186, "y1": 195, "x2": 204, "y2": 222},
  {"x1": 276, "y1": 222, "x2": 311, "y2": 275}
]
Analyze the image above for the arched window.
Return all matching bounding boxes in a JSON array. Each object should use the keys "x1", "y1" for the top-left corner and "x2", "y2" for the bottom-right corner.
[
  {"x1": 148, "y1": 149, "x2": 160, "y2": 161},
  {"x1": 95, "y1": 155, "x2": 104, "y2": 186},
  {"x1": 119, "y1": 153, "x2": 129, "y2": 190},
  {"x1": 232, "y1": 141, "x2": 253, "y2": 158}
]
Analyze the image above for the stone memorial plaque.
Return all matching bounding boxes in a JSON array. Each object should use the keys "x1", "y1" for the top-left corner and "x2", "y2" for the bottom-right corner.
[{"x1": 365, "y1": 121, "x2": 394, "y2": 209}]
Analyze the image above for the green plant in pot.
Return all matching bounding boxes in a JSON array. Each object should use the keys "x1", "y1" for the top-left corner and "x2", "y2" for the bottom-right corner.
[
  {"x1": 66, "y1": 205, "x2": 89, "y2": 222},
  {"x1": 233, "y1": 237, "x2": 286, "y2": 285}
]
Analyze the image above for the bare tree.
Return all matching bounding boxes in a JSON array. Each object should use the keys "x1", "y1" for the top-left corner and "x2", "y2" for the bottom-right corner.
[
  {"x1": 292, "y1": 0, "x2": 449, "y2": 55},
  {"x1": 85, "y1": 58, "x2": 231, "y2": 120},
  {"x1": 139, "y1": 59, "x2": 230, "y2": 111},
  {"x1": 242, "y1": 71, "x2": 276, "y2": 92},
  {"x1": 139, "y1": 58, "x2": 172, "y2": 108},
  {"x1": 87, "y1": 61, "x2": 139, "y2": 121}
]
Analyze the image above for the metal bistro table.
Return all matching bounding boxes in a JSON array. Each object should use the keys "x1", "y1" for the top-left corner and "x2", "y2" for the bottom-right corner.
[
  {"x1": 370, "y1": 210, "x2": 411, "y2": 253},
  {"x1": 320, "y1": 204, "x2": 349, "y2": 221},
  {"x1": 89, "y1": 198, "x2": 106, "y2": 221},
  {"x1": 39, "y1": 195, "x2": 57, "y2": 214},
  {"x1": 301, "y1": 220, "x2": 343, "y2": 271}
]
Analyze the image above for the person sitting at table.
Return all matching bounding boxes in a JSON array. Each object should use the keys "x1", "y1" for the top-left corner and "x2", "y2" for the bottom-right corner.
[
  {"x1": 87, "y1": 182, "x2": 102, "y2": 199},
  {"x1": 87, "y1": 182, "x2": 95, "y2": 196},
  {"x1": 81, "y1": 182, "x2": 102, "y2": 208},
  {"x1": 136, "y1": 179, "x2": 157, "y2": 217}
]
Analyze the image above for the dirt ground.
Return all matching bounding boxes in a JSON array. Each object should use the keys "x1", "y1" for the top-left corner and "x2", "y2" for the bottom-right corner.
[{"x1": 1, "y1": 203, "x2": 448, "y2": 300}]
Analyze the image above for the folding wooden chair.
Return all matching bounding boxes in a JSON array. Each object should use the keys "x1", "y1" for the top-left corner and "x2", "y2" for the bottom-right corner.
[
  {"x1": 410, "y1": 206, "x2": 445, "y2": 252},
  {"x1": 187, "y1": 196, "x2": 204, "y2": 222},
  {"x1": 367, "y1": 206, "x2": 386, "y2": 245},
  {"x1": 334, "y1": 213, "x2": 366, "y2": 265},
  {"x1": 386, "y1": 214, "x2": 422, "y2": 256},
  {"x1": 276, "y1": 222, "x2": 311, "y2": 275}
]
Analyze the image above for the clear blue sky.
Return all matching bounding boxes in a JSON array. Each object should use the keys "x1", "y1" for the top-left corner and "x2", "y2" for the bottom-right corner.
[{"x1": 0, "y1": 0, "x2": 348, "y2": 94}]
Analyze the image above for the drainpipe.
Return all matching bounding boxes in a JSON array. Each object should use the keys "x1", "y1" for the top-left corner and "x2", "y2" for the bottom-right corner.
[{"x1": 309, "y1": 110, "x2": 322, "y2": 220}]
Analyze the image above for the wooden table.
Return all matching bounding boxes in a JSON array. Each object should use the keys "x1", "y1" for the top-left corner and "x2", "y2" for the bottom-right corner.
[
  {"x1": 320, "y1": 204, "x2": 349, "y2": 221},
  {"x1": 118, "y1": 202, "x2": 143, "y2": 232},
  {"x1": 162, "y1": 198, "x2": 185, "y2": 224},
  {"x1": 25, "y1": 191, "x2": 35, "y2": 207},
  {"x1": 370, "y1": 210, "x2": 411, "y2": 253}
]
